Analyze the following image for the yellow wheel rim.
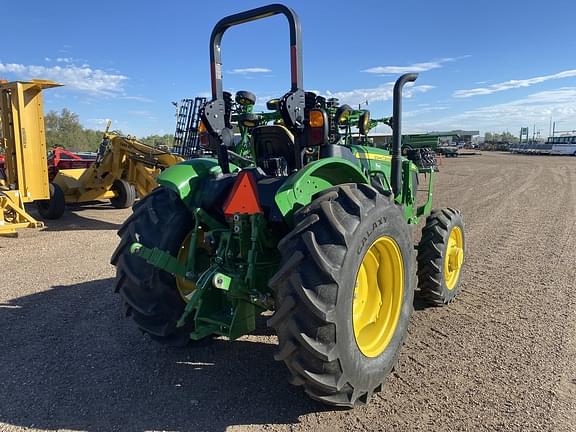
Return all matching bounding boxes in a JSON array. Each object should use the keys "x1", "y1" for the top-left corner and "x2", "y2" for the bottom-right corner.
[
  {"x1": 353, "y1": 236, "x2": 404, "y2": 358},
  {"x1": 444, "y1": 226, "x2": 464, "y2": 290},
  {"x1": 175, "y1": 233, "x2": 196, "y2": 301}
]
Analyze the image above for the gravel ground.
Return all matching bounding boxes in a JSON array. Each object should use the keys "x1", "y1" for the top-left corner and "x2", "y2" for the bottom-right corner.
[{"x1": 1, "y1": 152, "x2": 575, "y2": 432}]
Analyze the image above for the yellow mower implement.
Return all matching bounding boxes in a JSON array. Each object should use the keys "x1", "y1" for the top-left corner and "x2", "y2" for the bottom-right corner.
[{"x1": 0, "y1": 80, "x2": 62, "y2": 236}]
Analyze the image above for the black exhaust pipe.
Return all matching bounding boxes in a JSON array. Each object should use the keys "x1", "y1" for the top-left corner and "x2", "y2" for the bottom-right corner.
[{"x1": 391, "y1": 73, "x2": 418, "y2": 197}]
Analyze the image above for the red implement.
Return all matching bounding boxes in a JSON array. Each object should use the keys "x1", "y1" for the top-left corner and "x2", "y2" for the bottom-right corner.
[{"x1": 47, "y1": 147, "x2": 96, "y2": 180}]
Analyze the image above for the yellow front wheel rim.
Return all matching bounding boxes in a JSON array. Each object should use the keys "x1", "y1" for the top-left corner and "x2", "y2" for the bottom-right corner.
[
  {"x1": 175, "y1": 233, "x2": 196, "y2": 301},
  {"x1": 353, "y1": 236, "x2": 404, "y2": 358},
  {"x1": 444, "y1": 226, "x2": 464, "y2": 290}
]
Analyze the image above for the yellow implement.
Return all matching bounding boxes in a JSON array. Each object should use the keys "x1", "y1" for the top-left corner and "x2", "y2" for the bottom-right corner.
[
  {"x1": 1, "y1": 79, "x2": 186, "y2": 228},
  {"x1": 0, "y1": 80, "x2": 62, "y2": 236},
  {"x1": 44, "y1": 123, "x2": 185, "y2": 218}
]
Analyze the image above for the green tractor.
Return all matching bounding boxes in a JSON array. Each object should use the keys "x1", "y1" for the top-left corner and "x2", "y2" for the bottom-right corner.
[{"x1": 111, "y1": 4, "x2": 466, "y2": 407}]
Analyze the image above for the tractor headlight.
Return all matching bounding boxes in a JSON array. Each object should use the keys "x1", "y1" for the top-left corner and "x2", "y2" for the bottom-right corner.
[
  {"x1": 359, "y1": 111, "x2": 370, "y2": 135},
  {"x1": 335, "y1": 104, "x2": 352, "y2": 126}
]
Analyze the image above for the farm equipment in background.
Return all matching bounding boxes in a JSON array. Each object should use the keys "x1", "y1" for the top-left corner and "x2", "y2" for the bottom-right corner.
[
  {"x1": 0, "y1": 78, "x2": 188, "y2": 226},
  {"x1": 402, "y1": 133, "x2": 460, "y2": 157},
  {"x1": 47, "y1": 147, "x2": 96, "y2": 181},
  {"x1": 172, "y1": 97, "x2": 207, "y2": 158},
  {"x1": 40, "y1": 122, "x2": 185, "y2": 219},
  {"x1": 0, "y1": 80, "x2": 61, "y2": 236},
  {"x1": 174, "y1": 91, "x2": 284, "y2": 167},
  {"x1": 112, "y1": 4, "x2": 466, "y2": 407},
  {"x1": 323, "y1": 109, "x2": 452, "y2": 160}
]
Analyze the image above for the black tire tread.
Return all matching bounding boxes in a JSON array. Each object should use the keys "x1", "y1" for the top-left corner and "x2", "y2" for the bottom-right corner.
[
  {"x1": 269, "y1": 183, "x2": 415, "y2": 407},
  {"x1": 111, "y1": 187, "x2": 194, "y2": 346},
  {"x1": 110, "y1": 179, "x2": 136, "y2": 209},
  {"x1": 417, "y1": 207, "x2": 465, "y2": 306},
  {"x1": 36, "y1": 182, "x2": 66, "y2": 220}
]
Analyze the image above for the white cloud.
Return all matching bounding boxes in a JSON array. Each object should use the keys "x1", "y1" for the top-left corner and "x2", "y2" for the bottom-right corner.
[
  {"x1": 325, "y1": 83, "x2": 435, "y2": 106},
  {"x1": 454, "y1": 69, "x2": 576, "y2": 98},
  {"x1": 120, "y1": 95, "x2": 153, "y2": 102},
  {"x1": 56, "y1": 57, "x2": 73, "y2": 63},
  {"x1": 228, "y1": 67, "x2": 272, "y2": 75},
  {"x1": 363, "y1": 56, "x2": 469, "y2": 75},
  {"x1": 0, "y1": 62, "x2": 127, "y2": 96},
  {"x1": 416, "y1": 87, "x2": 576, "y2": 133},
  {"x1": 127, "y1": 110, "x2": 157, "y2": 120},
  {"x1": 404, "y1": 105, "x2": 449, "y2": 118}
]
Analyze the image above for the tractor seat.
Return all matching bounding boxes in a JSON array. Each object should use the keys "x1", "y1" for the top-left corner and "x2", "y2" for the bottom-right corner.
[{"x1": 252, "y1": 125, "x2": 296, "y2": 174}]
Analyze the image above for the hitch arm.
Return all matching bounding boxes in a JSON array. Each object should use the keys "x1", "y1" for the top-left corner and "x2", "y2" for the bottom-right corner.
[{"x1": 129, "y1": 242, "x2": 186, "y2": 277}]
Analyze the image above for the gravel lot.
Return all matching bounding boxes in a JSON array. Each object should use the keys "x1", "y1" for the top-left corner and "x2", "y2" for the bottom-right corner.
[{"x1": 1, "y1": 152, "x2": 575, "y2": 432}]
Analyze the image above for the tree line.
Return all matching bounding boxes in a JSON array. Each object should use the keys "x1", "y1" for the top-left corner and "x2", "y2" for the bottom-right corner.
[
  {"x1": 45, "y1": 108, "x2": 174, "y2": 151},
  {"x1": 484, "y1": 131, "x2": 519, "y2": 144}
]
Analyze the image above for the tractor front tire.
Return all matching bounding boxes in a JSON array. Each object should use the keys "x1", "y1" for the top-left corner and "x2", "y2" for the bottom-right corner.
[
  {"x1": 111, "y1": 187, "x2": 195, "y2": 345},
  {"x1": 36, "y1": 182, "x2": 66, "y2": 220},
  {"x1": 269, "y1": 184, "x2": 415, "y2": 407},
  {"x1": 110, "y1": 179, "x2": 136, "y2": 209},
  {"x1": 417, "y1": 208, "x2": 465, "y2": 306}
]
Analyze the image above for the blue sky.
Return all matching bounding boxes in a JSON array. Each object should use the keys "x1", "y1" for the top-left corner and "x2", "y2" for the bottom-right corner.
[{"x1": 2, "y1": 0, "x2": 575, "y2": 138}]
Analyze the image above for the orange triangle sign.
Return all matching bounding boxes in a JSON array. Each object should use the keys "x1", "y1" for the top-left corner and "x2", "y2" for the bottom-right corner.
[{"x1": 223, "y1": 171, "x2": 263, "y2": 217}]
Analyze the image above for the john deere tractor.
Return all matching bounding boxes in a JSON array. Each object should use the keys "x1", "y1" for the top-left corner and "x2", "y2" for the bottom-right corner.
[{"x1": 111, "y1": 4, "x2": 466, "y2": 407}]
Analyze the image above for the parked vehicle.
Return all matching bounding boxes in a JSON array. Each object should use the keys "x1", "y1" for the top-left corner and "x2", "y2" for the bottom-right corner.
[
  {"x1": 548, "y1": 135, "x2": 576, "y2": 156},
  {"x1": 110, "y1": 3, "x2": 466, "y2": 407}
]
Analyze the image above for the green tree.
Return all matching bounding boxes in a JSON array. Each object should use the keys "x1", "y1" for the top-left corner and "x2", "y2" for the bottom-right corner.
[
  {"x1": 44, "y1": 108, "x2": 175, "y2": 152},
  {"x1": 45, "y1": 109, "x2": 103, "y2": 151},
  {"x1": 139, "y1": 134, "x2": 174, "y2": 148},
  {"x1": 484, "y1": 131, "x2": 518, "y2": 144}
]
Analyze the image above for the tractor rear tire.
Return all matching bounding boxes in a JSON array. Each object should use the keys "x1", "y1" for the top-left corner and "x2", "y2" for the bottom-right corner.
[
  {"x1": 417, "y1": 208, "x2": 465, "y2": 306},
  {"x1": 111, "y1": 187, "x2": 195, "y2": 346},
  {"x1": 110, "y1": 179, "x2": 136, "y2": 209},
  {"x1": 269, "y1": 183, "x2": 415, "y2": 407},
  {"x1": 36, "y1": 182, "x2": 66, "y2": 220}
]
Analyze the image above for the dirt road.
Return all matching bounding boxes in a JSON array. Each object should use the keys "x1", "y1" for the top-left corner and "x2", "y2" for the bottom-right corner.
[{"x1": 1, "y1": 153, "x2": 575, "y2": 431}]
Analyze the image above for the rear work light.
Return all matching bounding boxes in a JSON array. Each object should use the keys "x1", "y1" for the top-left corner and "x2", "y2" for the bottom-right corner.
[
  {"x1": 223, "y1": 171, "x2": 263, "y2": 217},
  {"x1": 307, "y1": 109, "x2": 327, "y2": 146},
  {"x1": 309, "y1": 110, "x2": 324, "y2": 128},
  {"x1": 198, "y1": 119, "x2": 209, "y2": 147}
]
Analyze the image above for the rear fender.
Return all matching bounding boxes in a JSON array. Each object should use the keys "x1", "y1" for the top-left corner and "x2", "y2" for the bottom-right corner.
[
  {"x1": 275, "y1": 157, "x2": 368, "y2": 224},
  {"x1": 157, "y1": 158, "x2": 239, "y2": 206}
]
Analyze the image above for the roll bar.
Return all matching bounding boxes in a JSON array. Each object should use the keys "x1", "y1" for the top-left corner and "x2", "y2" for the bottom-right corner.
[
  {"x1": 204, "y1": 4, "x2": 305, "y2": 173},
  {"x1": 209, "y1": 3, "x2": 303, "y2": 99}
]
